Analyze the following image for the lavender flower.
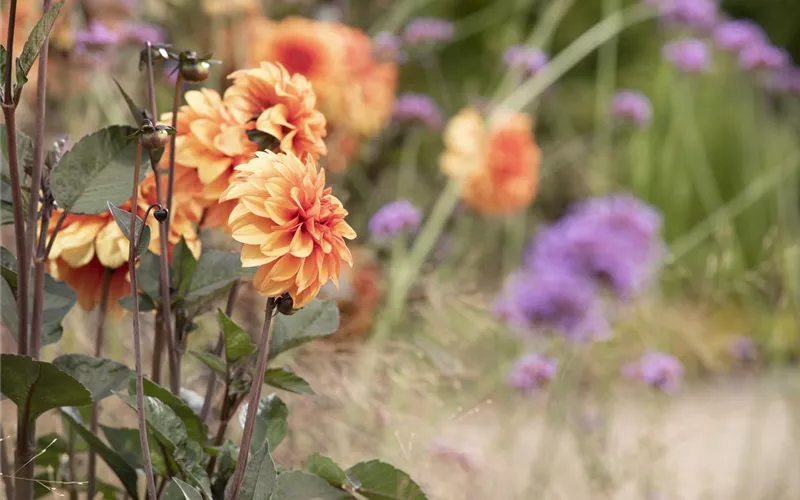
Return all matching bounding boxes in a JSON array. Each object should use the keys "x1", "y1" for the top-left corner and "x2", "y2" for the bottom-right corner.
[
  {"x1": 663, "y1": 38, "x2": 711, "y2": 73},
  {"x1": 728, "y1": 336, "x2": 757, "y2": 363},
  {"x1": 508, "y1": 353, "x2": 557, "y2": 393},
  {"x1": 122, "y1": 22, "x2": 167, "y2": 45},
  {"x1": 623, "y1": 351, "x2": 683, "y2": 393},
  {"x1": 373, "y1": 31, "x2": 406, "y2": 63},
  {"x1": 503, "y1": 45, "x2": 548, "y2": 75},
  {"x1": 368, "y1": 200, "x2": 423, "y2": 241},
  {"x1": 738, "y1": 43, "x2": 789, "y2": 72},
  {"x1": 403, "y1": 18, "x2": 454, "y2": 45},
  {"x1": 525, "y1": 194, "x2": 664, "y2": 299},
  {"x1": 610, "y1": 90, "x2": 653, "y2": 127},
  {"x1": 712, "y1": 20, "x2": 766, "y2": 53},
  {"x1": 769, "y1": 66, "x2": 800, "y2": 94},
  {"x1": 74, "y1": 21, "x2": 120, "y2": 49},
  {"x1": 393, "y1": 93, "x2": 443, "y2": 129},
  {"x1": 657, "y1": 0, "x2": 719, "y2": 31}
]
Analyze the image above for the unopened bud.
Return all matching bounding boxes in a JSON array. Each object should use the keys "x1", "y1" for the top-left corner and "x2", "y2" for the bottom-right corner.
[{"x1": 154, "y1": 207, "x2": 169, "y2": 223}]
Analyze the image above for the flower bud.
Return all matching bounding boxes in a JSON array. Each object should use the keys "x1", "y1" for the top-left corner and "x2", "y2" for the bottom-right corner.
[
  {"x1": 275, "y1": 292, "x2": 297, "y2": 315},
  {"x1": 179, "y1": 60, "x2": 211, "y2": 83},
  {"x1": 139, "y1": 128, "x2": 170, "y2": 149},
  {"x1": 154, "y1": 207, "x2": 169, "y2": 223}
]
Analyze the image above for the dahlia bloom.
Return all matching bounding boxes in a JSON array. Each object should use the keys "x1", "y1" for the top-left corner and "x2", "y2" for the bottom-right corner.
[
  {"x1": 663, "y1": 39, "x2": 711, "y2": 73},
  {"x1": 220, "y1": 151, "x2": 356, "y2": 308},
  {"x1": 440, "y1": 108, "x2": 540, "y2": 215},
  {"x1": 610, "y1": 90, "x2": 652, "y2": 128},
  {"x1": 368, "y1": 200, "x2": 423, "y2": 241},
  {"x1": 623, "y1": 351, "x2": 684, "y2": 393},
  {"x1": 508, "y1": 353, "x2": 557, "y2": 394}
]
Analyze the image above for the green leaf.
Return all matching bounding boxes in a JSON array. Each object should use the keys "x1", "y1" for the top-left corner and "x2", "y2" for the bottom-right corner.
[
  {"x1": 217, "y1": 309, "x2": 256, "y2": 363},
  {"x1": 347, "y1": 460, "x2": 427, "y2": 500},
  {"x1": 52, "y1": 354, "x2": 133, "y2": 401},
  {"x1": 14, "y1": 0, "x2": 65, "y2": 94},
  {"x1": 113, "y1": 78, "x2": 146, "y2": 125},
  {"x1": 271, "y1": 471, "x2": 351, "y2": 500},
  {"x1": 189, "y1": 350, "x2": 226, "y2": 377},
  {"x1": 225, "y1": 442, "x2": 277, "y2": 500},
  {"x1": 100, "y1": 425, "x2": 145, "y2": 469},
  {"x1": 163, "y1": 478, "x2": 204, "y2": 500},
  {"x1": 184, "y1": 251, "x2": 253, "y2": 300},
  {"x1": 0, "y1": 247, "x2": 15, "y2": 288},
  {"x1": 51, "y1": 125, "x2": 150, "y2": 214},
  {"x1": 242, "y1": 394, "x2": 288, "y2": 452},
  {"x1": 1, "y1": 45, "x2": 6, "y2": 93},
  {"x1": 1, "y1": 201, "x2": 14, "y2": 225},
  {"x1": 0, "y1": 123, "x2": 34, "y2": 178},
  {"x1": 107, "y1": 201, "x2": 150, "y2": 257},
  {"x1": 172, "y1": 238, "x2": 197, "y2": 299},
  {"x1": 135, "y1": 252, "x2": 162, "y2": 301},
  {"x1": 0, "y1": 355, "x2": 92, "y2": 421},
  {"x1": 131, "y1": 378, "x2": 207, "y2": 443},
  {"x1": 305, "y1": 454, "x2": 353, "y2": 489},
  {"x1": 269, "y1": 299, "x2": 340, "y2": 360},
  {"x1": 264, "y1": 368, "x2": 314, "y2": 395},
  {"x1": 60, "y1": 407, "x2": 139, "y2": 498},
  {"x1": 35, "y1": 433, "x2": 71, "y2": 468}
]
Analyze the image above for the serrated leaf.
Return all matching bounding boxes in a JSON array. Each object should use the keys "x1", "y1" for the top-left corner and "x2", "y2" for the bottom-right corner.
[
  {"x1": 0, "y1": 355, "x2": 92, "y2": 421},
  {"x1": 51, "y1": 125, "x2": 150, "y2": 214},
  {"x1": 163, "y1": 478, "x2": 204, "y2": 500},
  {"x1": 347, "y1": 460, "x2": 427, "y2": 500},
  {"x1": 217, "y1": 309, "x2": 256, "y2": 363},
  {"x1": 184, "y1": 251, "x2": 254, "y2": 301},
  {"x1": 107, "y1": 201, "x2": 150, "y2": 257},
  {"x1": 240, "y1": 394, "x2": 288, "y2": 453},
  {"x1": 271, "y1": 471, "x2": 351, "y2": 500},
  {"x1": 225, "y1": 442, "x2": 277, "y2": 500},
  {"x1": 269, "y1": 299, "x2": 340, "y2": 360},
  {"x1": 14, "y1": 0, "x2": 65, "y2": 94},
  {"x1": 60, "y1": 407, "x2": 139, "y2": 498},
  {"x1": 130, "y1": 377, "x2": 207, "y2": 443},
  {"x1": 305, "y1": 454, "x2": 354, "y2": 489},
  {"x1": 52, "y1": 354, "x2": 133, "y2": 401},
  {"x1": 264, "y1": 368, "x2": 314, "y2": 395},
  {"x1": 172, "y1": 238, "x2": 197, "y2": 299},
  {"x1": 190, "y1": 350, "x2": 226, "y2": 377}
]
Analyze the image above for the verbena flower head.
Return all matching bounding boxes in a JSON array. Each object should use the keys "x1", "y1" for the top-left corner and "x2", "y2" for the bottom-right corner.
[
  {"x1": 738, "y1": 42, "x2": 789, "y2": 72},
  {"x1": 440, "y1": 108, "x2": 540, "y2": 215},
  {"x1": 728, "y1": 336, "x2": 757, "y2": 363},
  {"x1": 75, "y1": 21, "x2": 120, "y2": 49},
  {"x1": 507, "y1": 353, "x2": 557, "y2": 394},
  {"x1": 657, "y1": 0, "x2": 719, "y2": 31},
  {"x1": 393, "y1": 93, "x2": 443, "y2": 129},
  {"x1": 122, "y1": 22, "x2": 166, "y2": 45},
  {"x1": 663, "y1": 38, "x2": 711, "y2": 73},
  {"x1": 220, "y1": 151, "x2": 356, "y2": 308},
  {"x1": 373, "y1": 31, "x2": 406, "y2": 63},
  {"x1": 769, "y1": 66, "x2": 800, "y2": 95},
  {"x1": 403, "y1": 17, "x2": 454, "y2": 45},
  {"x1": 525, "y1": 194, "x2": 664, "y2": 298},
  {"x1": 610, "y1": 90, "x2": 653, "y2": 127},
  {"x1": 503, "y1": 45, "x2": 548, "y2": 74},
  {"x1": 712, "y1": 20, "x2": 765, "y2": 53},
  {"x1": 368, "y1": 200, "x2": 423, "y2": 241},
  {"x1": 623, "y1": 351, "x2": 684, "y2": 393}
]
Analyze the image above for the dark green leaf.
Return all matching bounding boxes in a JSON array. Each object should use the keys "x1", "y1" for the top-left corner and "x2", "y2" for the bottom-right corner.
[
  {"x1": 163, "y1": 478, "x2": 203, "y2": 500},
  {"x1": 305, "y1": 454, "x2": 353, "y2": 489},
  {"x1": 217, "y1": 309, "x2": 256, "y2": 363},
  {"x1": 184, "y1": 251, "x2": 253, "y2": 300},
  {"x1": 215, "y1": 440, "x2": 239, "y2": 481},
  {"x1": 107, "y1": 201, "x2": 150, "y2": 257},
  {"x1": 51, "y1": 125, "x2": 150, "y2": 214},
  {"x1": 14, "y1": 0, "x2": 65, "y2": 93},
  {"x1": 1, "y1": 123, "x2": 33, "y2": 181},
  {"x1": 60, "y1": 407, "x2": 139, "y2": 498},
  {"x1": 269, "y1": 299, "x2": 340, "y2": 360},
  {"x1": 35, "y1": 433, "x2": 69, "y2": 469},
  {"x1": 0, "y1": 355, "x2": 92, "y2": 421},
  {"x1": 136, "y1": 252, "x2": 162, "y2": 301},
  {"x1": 0, "y1": 247, "x2": 16, "y2": 288},
  {"x1": 347, "y1": 460, "x2": 427, "y2": 500},
  {"x1": 264, "y1": 368, "x2": 314, "y2": 395},
  {"x1": 172, "y1": 238, "x2": 197, "y2": 299},
  {"x1": 244, "y1": 394, "x2": 288, "y2": 452},
  {"x1": 0, "y1": 45, "x2": 6, "y2": 93},
  {"x1": 131, "y1": 378, "x2": 207, "y2": 443},
  {"x1": 52, "y1": 354, "x2": 133, "y2": 401},
  {"x1": 271, "y1": 471, "x2": 351, "y2": 500},
  {"x1": 100, "y1": 425, "x2": 145, "y2": 469},
  {"x1": 118, "y1": 293, "x2": 157, "y2": 312},
  {"x1": 225, "y1": 442, "x2": 276, "y2": 500},
  {"x1": 189, "y1": 351, "x2": 226, "y2": 377},
  {"x1": 113, "y1": 78, "x2": 146, "y2": 126},
  {"x1": 1, "y1": 201, "x2": 14, "y2": 225}
]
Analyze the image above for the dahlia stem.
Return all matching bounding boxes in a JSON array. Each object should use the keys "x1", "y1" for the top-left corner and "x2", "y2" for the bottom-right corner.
[
  {"x1": 42, "y1": 210, "x2": 66, "y2": 258},
  {"x1": 29, "y1": 202, "x2": 50, "y2": 359},
  {"x1": 152, "y1": 313, "x2": 165, "y2": 384},
  {"x1": 129, "y1": 142, "x2": 158, "y2": 500},
  {"x1": 200, "y1": 280, "x2": 241, "y2": 423},
  {"x1": 165, "y1": 73, "x2": 182, "y2": 239},
  {"x1": 87, "y1": 266, "x2": 111, "y2": 500},
  {"x1": 227, "y1": 298, "x2": 276, "y2": 500}
]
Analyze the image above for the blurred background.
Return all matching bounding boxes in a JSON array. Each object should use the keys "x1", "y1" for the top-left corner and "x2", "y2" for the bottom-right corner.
[{"x1": 3, "y1": 0, "x2": 800, "y2": 498}]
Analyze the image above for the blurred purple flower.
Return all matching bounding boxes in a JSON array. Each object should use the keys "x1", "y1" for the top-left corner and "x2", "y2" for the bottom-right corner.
[
  {"x1": 508, "y1": 353, "x2": 557, "y2": 394},
  {"x1": 657, "y1": 0, "x2": 719, "y2": 31},
  {"x1": 525, "y1": 194, "x2": 664, "y2": 298},
  {"x1": 738, "y1": 43, "x2": 789, "y2": 72},
  {"x1": 663, "y1": 38, "x2": 711, "y2": 73},
  {"x1": 503, "y1": 45, "x2": 548, "y2": 75},
  {"x1": 122, "y1": 22, "x2": 166, "y2": 45},
  {"x1": 768, "y1": 66, "x2": 800, "y2": 94},
  {"x1": 429, "y1": 439, "x2": 478, "y2": 471},
  {"x1": 610, "y1": 90, "x2": 652, "y2": 127},
  {"x1": 623, "y1": 351, "x2": 683, "y2": 393},
  {"x1": 373, "y1": 31, "x2": 406, "y2": 63},
  {"x1": 393, "y1": 93, "x2": 443, "y2": 129},
  {"x1": 74, "y1": 21, "x2": 120, "y2": 49},
  {"x1": 403, "y1": 18, "x2": 454, "y2": 45},
  {"x1": 712, "y1": 20, "x2": 766, "y2": 53},
  {"x1": 728, "y1": 336, "x2": 757, "y2": 363},
  {"x1": 368, "y1": 200, "x2": 422, "y2": 241}
]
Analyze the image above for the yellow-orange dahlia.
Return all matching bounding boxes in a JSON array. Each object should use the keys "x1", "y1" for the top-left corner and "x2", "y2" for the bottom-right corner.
[
  {"x1": 440, "y1": 108, "x2": 541, "y2": 215},
  {"x1": 220, "y1": 151, "x2": 356, "y2": 308}
]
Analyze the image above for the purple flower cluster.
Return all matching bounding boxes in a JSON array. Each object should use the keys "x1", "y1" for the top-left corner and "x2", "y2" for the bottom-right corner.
[
  {"x1": 393, "y1": 93, "x2": 443, "y2": 129},
  {"x1": 507, "y1": 353, "x2": 558, "y2": 394},
  {"x1": 75, "y1": 21, "x2": 121, "y2": 49},
  {"x1": 75, "y1": 20, "x2": 166, "y2": 54},
  {"x1": 610, "y1": 90, "x2": 653, "y2": 128},
  {"x1": 623, "y1": 351, "x2": 684, "y2": 393},
  {"x1": 372, "y1": 32, "x2": 407, "y2": 64},
  {"x1": 663, "y1": 38, "x2": 711, "y2": 73},
  {"x1": 503, "y1": 45, "x2": 548, "y2": 75},
  {"x1": 768, "y1": 66, "x2": 800, "y2": 95},
  {"x1": 712, "y1": 20, "x2": 765, "y2": 53},
  {"x1": 402, "y1": 18, "x2": 455, "y2": 45},
  {"x1": 655, "y1": 0, "x2": 719, "y2": 32},
  {"x1": 738, "y1": 43, "x2": 788, "y2": 72},
  {"x1": 368, "y1": 200, "x2": 423, "y2": 242}
]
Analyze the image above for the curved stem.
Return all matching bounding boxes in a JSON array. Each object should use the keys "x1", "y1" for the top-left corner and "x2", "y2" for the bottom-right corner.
[
  {"x1": 227, "y1": 298, "x2": 277, "y2": 500},
  {"x1": 87, "y1": 267, "x2": 112, "y2": 500},
  {"x1": 42, "y1": 210, "x2": 66, "y2": 260},
  {"x1": 200, "y1": 280, "x2": 241, "y2": 422}
]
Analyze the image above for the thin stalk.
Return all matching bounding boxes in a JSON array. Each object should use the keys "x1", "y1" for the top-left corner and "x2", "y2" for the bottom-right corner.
[
  {"x1": 42, "y1": 210, "x2": 66, "y2": 258},
  {"x1": 227, "y1": 298, "x2": 277, "y2": 500},
  {"x1": 0, "y1": 426, "x2": 14, "y2": 499},
  {"x1": 593, "y1": 0, "x2": 620, "y2": 189},
  {"x1": 129, "y1": 142, "x2": 158, "y2": 500},
  {"x1": 165, "y1": 74, "x2": 182, "y2": 238},
  {"x1": 86, "y1": 267, "x2": 112, "y2": 500},
  {"x1": 205, "y1": 385, "x2": 232, "y2": 476},
  {"x1": 15, "y1": 371, "x2": 36, "y2": 500},
  {"x1": 66, "y1": 427, "x2": 78, "y2": 500},
  {"x1": 200, "y1": 280, "x2": 241, "y2": 422},
  {"x1": 152, "y1": 313, "x2": 165, "y2": 384}
]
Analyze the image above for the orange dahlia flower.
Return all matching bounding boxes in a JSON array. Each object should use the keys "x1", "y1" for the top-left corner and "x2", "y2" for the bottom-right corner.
[
  {"x1": 220, "y1": 151, "x2": 356, "y2": 308},
  {"x1": 440, "y1": 108, "x2": 541, "y2": 215},
  {"x1": 49, "y1": 257, "x2": 130, "y2": 312}
]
